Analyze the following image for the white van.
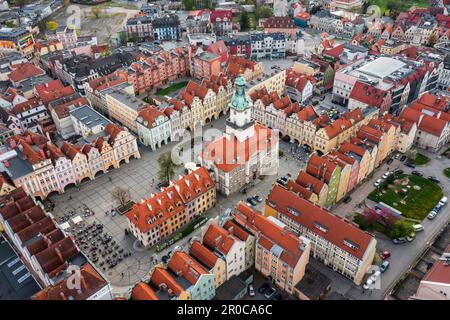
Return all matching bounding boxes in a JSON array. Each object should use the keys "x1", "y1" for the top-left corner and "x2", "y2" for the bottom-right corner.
[
  {"x1": 439, "y1": 196, "x2": 448, "y2": 206},
  {"x1": 413, "y1": 224, "x2": 424, "y2": 232}
]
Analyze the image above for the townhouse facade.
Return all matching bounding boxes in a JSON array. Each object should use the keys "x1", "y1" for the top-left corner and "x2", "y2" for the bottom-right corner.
[
  {"x1": 125, "y1": 167, "x2": 216, "y2": 247},
  {"x1": 265, "y1": 184, "x2": 377, "y2": 285},
  {"x1": 136, "y1": 106, "x2": 171, "y2": 150}
]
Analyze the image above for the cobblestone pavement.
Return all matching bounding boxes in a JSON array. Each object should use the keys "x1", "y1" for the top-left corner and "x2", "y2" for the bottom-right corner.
[{"x1": 48, "y1": 115, "x2": 308, "y2": 291}]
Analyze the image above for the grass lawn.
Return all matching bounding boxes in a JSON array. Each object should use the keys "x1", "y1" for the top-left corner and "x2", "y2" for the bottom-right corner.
[
  {"x1": 368, "y1": 174, "x2": 443, "y2": 220},
  {"x1": 155, "y1": 81, "x2": 188, "y2": 96},
  {"x1": 444, "y1": 168, "x2": 450, "y2": 178},
  {"x1": 368, "y1": 0, "x2": 429, "y2": 15},
  {"x1": 94, "y1": 1, "x2": 138, "y2": 10},
  {"x1": 408, "y1": 153, "x2": 430, "y2": 165}
]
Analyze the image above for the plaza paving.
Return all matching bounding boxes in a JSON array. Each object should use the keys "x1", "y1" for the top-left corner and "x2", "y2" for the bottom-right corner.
[{"x1": 48, "y1": 115, "x2": 307, "y2": 291}]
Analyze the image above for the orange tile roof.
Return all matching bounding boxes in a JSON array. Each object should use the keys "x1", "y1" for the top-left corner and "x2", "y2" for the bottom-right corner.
[
  {"x1": 32, "y1": 263, "x2": 108, "y2": 300},
  {"x1": 418, "y1": 114, "x2": 447, "y2": 137},
  {"x1": 295, "y1": 171, "x2": 325, "y2": 195},
  {"x1": 167, "y1": 251, "x2": 209, "y2": 285},
  {"x1": 9, "y1": 63, "x2": 45, "y2": 83},
  {"x1": 224, "y1": 220, "x2": 250, "y2": 241},
  {"x1": 150, "y1": 267, "x2": 184, "y2": 297},
  {"x1": 138, "y1": 106, "x2": 165, "y2": 128},
  {"x1": 189, "y1": 240, "x2": 219, "y2": 269},
  {"x1": 201, "y1": 123, "x2": 278, "y2": 172},
  {"x1": 131, "y1": 282, "x2": 159, "y2": 300},
  {"x1": 203, "y1": 224, "x2": 235, "y2": 255},
  {"x1": 175, "y1": 166, "x2": 215, "y2": 203},
  {"x1": 233, "y1": 203, "x2": 306, "y2": 268},
  {"x1": 266, "y1": 185, "x2": 373, "y2": 260},
  {"x1": 323, "y1": 117, "x2": 353, "y2": 139},
  {"x1": 285, "y1": 179, "x2": 313, "y2": 200},
  {"x1": 357, "y1": 125, "x2": 383, "y2": 144},
  {"x1": 35, "y1": 79, "x2": 75, "y2": 104},
  {"x1": 306, "y1": 154, "x2": 338, "y2": 183}
]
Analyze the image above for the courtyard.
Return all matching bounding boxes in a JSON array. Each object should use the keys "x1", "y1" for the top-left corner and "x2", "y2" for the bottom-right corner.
[{"x1": 368, "y1": 174, "x2": 443, "y2": 221}]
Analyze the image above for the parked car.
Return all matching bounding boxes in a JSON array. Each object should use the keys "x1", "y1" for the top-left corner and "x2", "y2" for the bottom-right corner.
[
  {"x1": 387, "y1": 158, "x2": 394, "y2": 165},
  {"x1": 380, "y1": 251, "x2": 391, "y2": 260},
  {"x1": 411, "y1": 170, "x2": 423, "y2": 177},
  {"x1": 370, "y1": 270, "x2": 381, "y2": 282},
  {"x1": 413, "y1": 224, "x2": 424, "y2": 232},
  {"x1": 264, "y1": 287, "x2": 276, "y2": 299},
  {"x1": 258, "y1": 283, "x2": 270, "y2": 294},
  {"x1": 434, "y1": 204, "x2": 443, "y2": 212},
  {"x1": 380, "y1": 261, "x2": 390, "y2": 273},
  {"x1": 248, "y1": 284, "x2": 255, "y2": 297},
  {"x1": 393, "y1": 237, "x2": 407, "y2": 244},
  {"x1": 247, "y1": 197, "x2": 258, "y2": 206},
  {"x1": 382, "y1": 171, "x2": 392, "y2": 179},
  {"x1": 373, "y1": 179, "x2": 382, "y2": 187},
  {"x1": 343, "y1": 196, "x2": 352, "y2": 203},
  {"x1": 400, "y1": 155, "x2": 407, "y2": 162},
  {"x1": 394, "y1": 169, "x2": 404, "y2": 175},
  {"x1": 428, "y1": 176, "x2": 440, "y2": 184},
  {"x1": 363, "y1": 278, "x2": 374, "y2": 290},
  {"x1": 254, "y1": 195, "x2": 263, "y2": 203},
  {"x1": 428, "y1": 210, "x2": 438, "y2": 220},
  {"x1": 394, "y1": 153, "x2": 401, "y2": 160},
  {"x1": 406, "y1": 232, "x2": 416, "y2": 242},
  {"x1": 438, "y1": 196, "x2": 448, "y2": 206},
  {"x1": 405, "y1": 162, "x2": 416, "y2": 168}
]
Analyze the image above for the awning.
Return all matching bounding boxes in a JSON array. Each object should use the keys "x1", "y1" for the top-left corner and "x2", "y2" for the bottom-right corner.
[
  {"x1": 72, "y1": 216, "x2": 83, "y2": 224},
  {"x1": 60, "y1": 222, "x2": 71, "y2": 230}
]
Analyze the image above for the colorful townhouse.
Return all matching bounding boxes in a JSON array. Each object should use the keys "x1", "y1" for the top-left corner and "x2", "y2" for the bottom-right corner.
[
  {"x1": 265, "y1": 184, "x2": 377, "y2": 285},
  {"x1": 382, "y1": 115, "x2": 417, "y2": 154},
  {"x1": 223, "y1": 219, "x2": 255, "y2": 270},
  {"x1": 189, "y1": 240, "x2": 227, "y2": 288},
  {"x1": 126, "y1": 167, "x2": 216, "y2": 247},
  {"x1": 167, "y1": 251, "x2": 215, "y2": 300},
  {"x1": 295, "y1": 171, "x2": 329, "y2": 208},
  {"x1": 149, "y1": 267, "x2": 191, "y2": 300},
  {"x1": 306, "y1": 154, "x2": 341, "y2": 208},
  {"x1": 323, "y1": 152, "x2": 352, "y2": 203},
  {"x1": 202, "y1": 224, "x2": 246, "y2": 280},
  {"x1": 232, "y1": 203, "x2": 311, "y2": 294}
]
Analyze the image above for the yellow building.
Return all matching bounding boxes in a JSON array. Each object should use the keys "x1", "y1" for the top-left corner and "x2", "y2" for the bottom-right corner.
[
  {"x1": 189, "y1": 240, "x2": 227, "y2": 288},
  {"x1": 247, "y1": 69, "x2": 286, "y2": 97},
  {"x1": 0, "y1": 175, "x2": 15, "y2": 196},
  {"x1": 324, "y1": 152, "x2": 352, "y2": 202},
  {"x1": 105, "y1": 89, "x2": 144, "y2": 133}
]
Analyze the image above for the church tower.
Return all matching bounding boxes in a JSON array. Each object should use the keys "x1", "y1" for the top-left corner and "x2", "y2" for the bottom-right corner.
[{"x1": 225, "y1": 75, "x2": 255, "y2": 142}]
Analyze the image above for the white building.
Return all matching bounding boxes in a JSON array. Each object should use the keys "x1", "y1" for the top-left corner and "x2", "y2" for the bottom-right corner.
[{"x1": 136, "y1": 105, "x2": 172, "y2": 150}]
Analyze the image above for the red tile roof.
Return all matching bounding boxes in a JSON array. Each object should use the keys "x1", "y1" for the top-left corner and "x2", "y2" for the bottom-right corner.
[
  {"x1": 203, "y1": 224, "x2": 236, "y2": 255},
  {"x1": 189, "y1": 240, "x2": 219, "y2": 269},
  {"x1": 285, "y1": 179, "x2": 313, "y2": 200},
  {"x1": 295, "y1": 171, "x2": 325, "y2": 195},
  {"x1": 131, "y1": 282, "x2": 159, "y2": 300},
  {"x1": 9, "y1": 63, "x2": 45, "y2": 83},
  {"x1": 167, "y1": 251, "x2": 209, "y2": 285},
  {"x1": 32, "y1": 263, "x2": 108, "y2": 300},
  {"x1": 266, "y1": 184, "x2": 373, "y2": 260},
  {"x1": 35, "y1": 80, "x2": 75, "y2": 105},
  {"x1": 263, "y1": 16, "x2": 296, "y2": 29},
  {"x1": 201, "y1": 123, "x2": 278, "y2": 172},
  {"x1": 233, "y1": 203, "x2": 306, "y2": 268},
  {"x1": 138, "y1": 106, "x2": 165, "y2": 128},
  {"x1": 210, "y1": 10, "x2": 232, "y2": 23},
  {"x1": 306, "y1": 154, "x2": 338, "y2": 183},
  {"x1": 349, "y1": 81, "x2": 389, "y2": 107},
  {"x1": 150, "y1": 267, "x2": 184, "y2": 297}
]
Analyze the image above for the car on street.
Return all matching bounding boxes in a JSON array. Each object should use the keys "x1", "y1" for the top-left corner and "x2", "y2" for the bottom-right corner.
[
  {"x1": 382, "y1": 171, "x2": 392, "y2": 179},
  {"x1": 258, "y1": 283, "x2": 270, "y2": 294},
  {"x1": 394, "y1": 169, "x2": 404, "y2": 175},
  {"x1": 413, "y1": 224, "x2": 424, "y2": 232},
  {"x1": 363, "y1": 278, "x2": 374, "y2": 290},
  {"x1": 434, "y1": 204, "x2": 443, "y2": 212},
  {"x1": 439, "y1": 196, "x2": 448, "y2": 206},
  {"x1": 393, "y1": 237, "x2": 407, "y2": 244},
  {"x1": 405, "y1": 162, "x2": 416, "y2": 168},
  {"x1": 411, "y1": 170, "x2": 423, "y2": 177},
  {"x1": 406, "y1": 232, "x2": 416, "y2": 242},
  {"x1": 428, "y1": 176, "x2": 440, "y2": 184},
  {"x1": 370, "y1": 270, "x2": 381, "y2": 282},
  {"x1": 254, "y1": 195, "x2": 263, "y2": 203},
  {"x1": 246, "y1": 197, "x2": 258, "y2": 206},
  {"x1": 343, "y1": 196, "x2": 352, "y2": 203},
  {"x1": 380, "y1": 261, "x2": 390, "y2": 273},
  {"x1": 248, "y1": 284, "x2": 255, "y2": 297},
  {"x1": 428, "y1": 210, "x2": 438, "y2": 220},
  {"x1": 380, "y1": 251, "x2": 391, "y2": 260},
  {"x1": 400, "y1": 155, "x2": 407, "y2": 162},
  {"x1": 387, "y1": 158, "x2": 394, "y2": 165},
  {"x1": 373, "y1": 179, "x2": 382, "y2": 187},
  {"x1": 394, "y1": 154, "x2": 401, "y2": 160},
  {"x1": 265, "y1": 287, "x2": 276, "y2": 299}
]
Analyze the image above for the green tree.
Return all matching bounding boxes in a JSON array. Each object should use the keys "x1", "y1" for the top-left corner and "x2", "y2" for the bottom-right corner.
[
  {"x1": 406, "y1": 149, "x2": 417, "y2": 161},
  {"x1": 389, "y1": 220, "x2": 414, "y2": 239},
  {"x1": 157, "y1": 152, "x2": 180, "y2": 185},
  {"x1": 118, "y1": 31, "x2": 128, "y2": 46},
  {"x1": 240, "y1": 11, "x2": 249, "y2": 31},
  {"x1": 182, "y1": 0, "x2": 195, "y2": 10},
  {"x1": 255, "y1": 6, "x2": 272, "y2": 19},
  {"x1": 4, "y1": 21, "x2": 16, "y2": 28},
  {"x1": 46, "y1": 20, "x2": 59, "y2": 31}
]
